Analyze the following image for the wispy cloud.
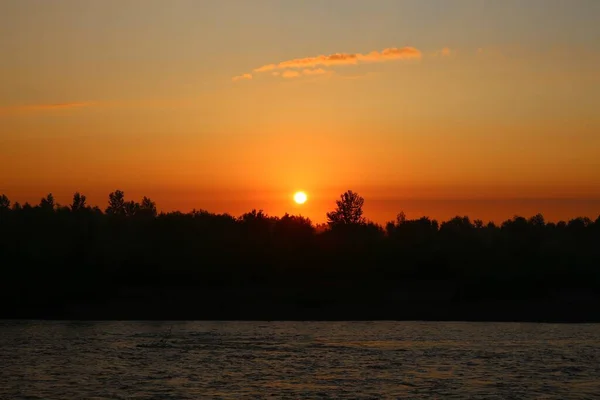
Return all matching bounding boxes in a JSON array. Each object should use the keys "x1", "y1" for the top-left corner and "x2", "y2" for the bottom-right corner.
[
  {"x1": 279, "y1": 69, "x2": 332, "y2": 79},
  {"x1": 430, "y1": 47, "x2": 454, "y2": 58},
  {"x1": 0, "y1": 102, "x2": 94, "y2": 115},
  {"x1": 302, "y1": 68, "x2": 329, "y2": 76},
  {"x1": 282, "y1": 70, "x2": 301, "y2": 79},
  {"x1": 339, "y1": 74, "x2": 370, "y2": 80},
  {"x1": 254, "y1": 46, "x2": 421, "y2": 73},
  {"x1": 231, "y1": 73, "x2": 253, "y2": 82},
  {"x1": 233, "y1": 46, "x2": 421, "y2": 82}
]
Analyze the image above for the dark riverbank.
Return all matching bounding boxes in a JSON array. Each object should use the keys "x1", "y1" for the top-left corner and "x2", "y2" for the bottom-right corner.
[
  {"x1": 2, "y1": 191, "x2": 600, "y2": 323},
  {"x1": 4, "y1": 284, "x2": 600, "y2": 322}
]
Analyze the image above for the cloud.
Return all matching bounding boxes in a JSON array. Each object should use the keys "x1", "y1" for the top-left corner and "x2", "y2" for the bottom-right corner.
[
  {"x1": 282, "y1": 70, "x2": 301, "y2": 78},
  {"x1": 232, "y1": 73, "x2": 252, "y2": 82},
  {"x1": 339, "y1": 74, "x2": 369, "y2": 80},
  {"x1": 0, "y1": 102, "x2": 94, "y2": 115},
  {"x1": 302, "y1": 68, "x2": 329, "y2": 76},
  {"x1": 273, "y1": 69, "x2": 331, "y2": 79},
  {"x1": 253, "y1": 46, "x2": 421, "y2": 73},
  {"x1": 431, "y1": 47, "x2": 454, "y2": 58},
  {"x1": 358, "y1": 47, "x2": 422, "y2": 62}
]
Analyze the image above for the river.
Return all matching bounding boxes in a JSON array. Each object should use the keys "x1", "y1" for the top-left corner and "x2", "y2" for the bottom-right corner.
[{"x1": 1, "y1": 321, "x2": 599, "y2": 398}]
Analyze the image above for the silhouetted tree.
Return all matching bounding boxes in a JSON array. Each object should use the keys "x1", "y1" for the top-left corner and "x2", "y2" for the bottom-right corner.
[
  {"x1": 124, "y1": 201, "x2": 140, "y2": 217},
  {"x1": 239, "y1": 209, "x2": 273, "y2": 236},
  {"x1": 39, "y1": 193, "x2": 55, "y2": 212},
  {"x1": 274, "y1": 214, "x2": 314, "y2": 240},
  {"x1": 240, "y1": 209, "x2": 269, "y2": 224},
  {"x1": 91, "y1": 206, "x2": 103, "y2": 215},
  {"x1": 387, "y1": 215, "x2": 439, "y2": 246},
  {"x1": 568, "y1": 217, "x2": 592, "y2": 229},
  {"x1": 501, "y1": 216, "x2": 529, "y2": 233},
  {"x1": 139, "y1": 196, "x2": 157, "y2": 217},
  {"x1": 528, "y1": 213, "x2": 545, "y2": 228},
  {"x1": 106, "y1": 190, "x2": 126, "y2": 215},
  {"x1": 385, "y1": 221, "x2": 395, "y2": 236},
  {"x1": 396, "y1": 211, "x2": 407, "y2": 225},
  {"x1": 387, "y1": 211, "x2": 408, "y2": 234},
  {"x1": 0, "y1": 194, "x2": 10, "y2": 210},
  {"x1": 314, "y1": 223, "x2": 329, "y2": 234},
  {"x1": 70, "y1": 192, "x2": 87, "y2": 212},
  {"x1": 0, "y1": 195, "x2": 10, "y2": 222},
  {"x1": 327, "y1": 190, "x2": 365, "y2": 227},
  {"x1": 440, "y1": 216, "x2": 473, "y2": 234}
]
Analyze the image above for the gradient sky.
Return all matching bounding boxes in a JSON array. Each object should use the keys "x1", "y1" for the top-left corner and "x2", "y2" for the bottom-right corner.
[{"x1": 1, "y1": 0, "x2": 599, "y2": 223}]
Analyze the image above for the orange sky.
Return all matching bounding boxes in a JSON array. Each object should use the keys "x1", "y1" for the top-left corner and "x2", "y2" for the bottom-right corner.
[{"x1": 1, "y1": 1, "x2": 599, "y2": 224}]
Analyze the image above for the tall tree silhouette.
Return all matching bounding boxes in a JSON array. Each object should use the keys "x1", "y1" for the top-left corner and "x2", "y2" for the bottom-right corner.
[
  {"x1": 0, "y1": 194, "x2": 10, "y2": 210},
  {"x1": 39, "y1": 193, "x2": 55, "y2": 212},
  {"x1": 0, "y1": 195, "x2": 10, "y2": 221},
  {"x1": 70, "y1": 192, "x2": 87, "y2": 212},
  {"x1": 124, "y1": 201, "x2": 140, "y2": 217},
  {"x1": 139, "y1": 196, "x2": 157, "y2": 217},
  {"x1": 327, "y1": 190, "x2": 365, "y2": 226},
  {"x1": 106, "y1": 190, "x2": 126, "y2": 215}
]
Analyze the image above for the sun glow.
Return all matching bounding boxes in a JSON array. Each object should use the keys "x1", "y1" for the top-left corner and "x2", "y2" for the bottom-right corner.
[{"x1": 294, "y1": 191, "x2": 307, "y2": 204}]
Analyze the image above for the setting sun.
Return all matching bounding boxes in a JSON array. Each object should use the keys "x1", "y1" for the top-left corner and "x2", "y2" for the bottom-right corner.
[{"x1": 294, "y1": 191, "x2": 307, "y2": 204}]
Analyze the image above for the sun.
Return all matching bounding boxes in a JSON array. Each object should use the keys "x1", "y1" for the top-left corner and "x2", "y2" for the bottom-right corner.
[{"x1": 293, "y1": 191, "x2": 307, "y2": 204}]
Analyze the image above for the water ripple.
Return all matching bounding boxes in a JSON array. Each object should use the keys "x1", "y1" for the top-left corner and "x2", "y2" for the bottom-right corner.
[{"x1": 1, "y1": 321, "x2": 600, "y2": 399}]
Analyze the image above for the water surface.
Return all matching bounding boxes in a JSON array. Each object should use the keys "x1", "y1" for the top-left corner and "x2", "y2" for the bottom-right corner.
[{"x1": 1, "y1": 321, "x2": 599, "y2": 398}]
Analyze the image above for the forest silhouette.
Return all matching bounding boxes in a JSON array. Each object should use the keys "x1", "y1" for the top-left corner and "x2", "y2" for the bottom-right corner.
[{"x1": 1, "y1": 190, "x2": 599, "y2": 321}]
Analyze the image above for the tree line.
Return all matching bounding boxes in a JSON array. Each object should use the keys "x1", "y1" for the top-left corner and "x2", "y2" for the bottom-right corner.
[{"x1": 1, "y1": 189, "x2": 599, "y2": 320}]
